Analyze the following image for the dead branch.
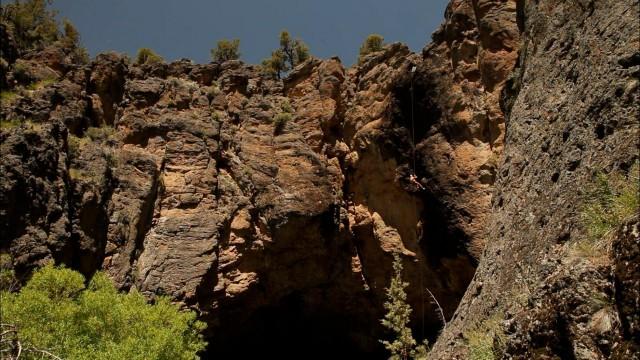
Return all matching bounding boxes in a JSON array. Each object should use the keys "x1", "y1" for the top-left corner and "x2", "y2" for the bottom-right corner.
[{"x1": 425, "y1": 287, "x2": 447, "y2": 329}]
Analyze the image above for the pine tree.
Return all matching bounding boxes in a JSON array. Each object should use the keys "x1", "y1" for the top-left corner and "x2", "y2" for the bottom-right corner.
[
  {"x1": 381, "y1": 254, "x2": 429, "y2": 360},
  {"x1": 261, "y1": 49, "x2": 286, "y2": 79},
  {"x1": 278, "y1": 30, "x2": 309, "y2": 70},
  {"x1": 381, "y1": 254, "x2": 417, "y2": 360},
  {"x1": 261, "y1": 30, "x2": 310, "y2": 79}
]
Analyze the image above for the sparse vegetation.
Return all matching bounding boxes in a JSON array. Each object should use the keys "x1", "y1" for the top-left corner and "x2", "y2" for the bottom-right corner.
[
  {"x1": 359, "y1": 34, "x2": 384, "y2": 63},
  {"x1": 26, "y1": 77, "x2": 57, "y2": 90},
  {"x1": 0, "y1": 119, "x2": 22, "y2": 129},
  {"x1": 278, "y1": 30, "x2": 310, "y2": 69},
  {"x1": 0, "y1": 118, "x2": 42, "y2": 130},
  {"x1": 273, "y1": 112, "x2": 292, "y2": 134},
  {"x1": 61, "y1": 18, "x2": 89, "y2": 63},
  {"x1": 0, "y1": 264, "x2": 207, "y2": 360},
  {"x1": 261, "y1": 30, "x2": 310, "y2": 79},
  {"x1": 86, "y1": 125, "x2": 115, "y2": 142},
  {"x1": 67, "y1": 134, "x2": 89, "y2": 158},
  {"x1": 0, "y1": 0, "x2": 59, "y2": 50},
  {"x1": 12, "y1": 61, "x2": 30, "y2": 80},
  {"x1": 136, "y1": 47, "x2": 164, "y2": 65},
  {"x1": 280, "y1": 99, "x2": 293, "y2": 114},
  {"x1": 68, "y1": 167, "x2": 86, "y2": 180},
  {"x1": 0, "y1": 254, "x2": 17, "y2": 291},
  {"x1": 0, "y1": 90, "x2": 19, "y2": 104},
  {"x1": 465, "y1": 314, "x2": 506, "y2": 360},
  {"x1": 211, "y1": 38, "x2": 241, "y2": 62},
  {"x1": 380, "y1": 254, "x2": 428, "y2": 360},
  {"x1": 103, "y1": 148, "x2": 119, "y2": 169},
  {"x1": 1, "y1": 0, "x2": 89, "y2": 60},
  {"x1": 261, "y1": 49, "x2": 286, "y2": 79},
  {"x1": 576, "y1": 162, "x2": 639, "y2": 257},
  {"x1": 206, "y1": 82, "x2": 221, "y2": 99}
]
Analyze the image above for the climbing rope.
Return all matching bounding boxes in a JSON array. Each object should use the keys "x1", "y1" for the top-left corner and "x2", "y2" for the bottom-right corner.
[
  {"x1": 409, "y1": 65, "x2": 426, "y2": 340},
  {"x1": 411, "y1": 66, "x2": 417, "y2": 174}
]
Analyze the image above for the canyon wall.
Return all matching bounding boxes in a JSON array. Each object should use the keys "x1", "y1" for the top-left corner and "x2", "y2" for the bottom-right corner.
[
  {"x1": 1, "y1": 0, "x2": 638, "y2": 358},
  {"x1": 429, "y1": 0, "x2": 640, "y2": 358}
]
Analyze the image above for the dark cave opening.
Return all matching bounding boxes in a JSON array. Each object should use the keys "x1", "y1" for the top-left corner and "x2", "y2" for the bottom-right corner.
[{"x1": 202, "y1": 292, "x2": 386, "y2": 359}]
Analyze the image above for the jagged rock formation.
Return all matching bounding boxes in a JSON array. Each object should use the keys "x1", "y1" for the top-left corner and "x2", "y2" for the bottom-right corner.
[
  {"x1": 1, "y1": 43, "x2": 481, "y2": 357},
  {"x1": 1, "y1": 0, "x2": 638, "y2": 359}
]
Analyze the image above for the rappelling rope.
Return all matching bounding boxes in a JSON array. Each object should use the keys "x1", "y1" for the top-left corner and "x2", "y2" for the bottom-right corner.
[
  {"x1": 409, "y1": 65, "x2": 426, "y2": 340},
  {"x1": 411, "y1": 66, "x2": 417, "y2": 174}
]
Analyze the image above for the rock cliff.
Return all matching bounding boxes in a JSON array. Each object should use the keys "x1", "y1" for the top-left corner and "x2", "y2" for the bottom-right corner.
[{"x1": 1, "y1": 0, "x2": 638, "y2": 358}]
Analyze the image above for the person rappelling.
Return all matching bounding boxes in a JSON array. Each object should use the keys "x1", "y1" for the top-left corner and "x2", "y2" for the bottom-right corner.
[
  {"x1": 406, "y1": 65, "x2": 424, "y2": 191},
  {"x1": 408, "y1": 172, "x2": 425, "y2": 191}
]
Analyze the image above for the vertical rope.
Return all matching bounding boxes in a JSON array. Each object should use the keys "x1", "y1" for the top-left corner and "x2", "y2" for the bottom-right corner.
[
  {"x1": 411, "y1": 70, "x2": 417, "y2": 174},
  {"x1": 410, "y1": 66, "x2": 425, "y2": 340}
]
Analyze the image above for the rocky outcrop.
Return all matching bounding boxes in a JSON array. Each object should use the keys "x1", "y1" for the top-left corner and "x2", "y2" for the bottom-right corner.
[
  {"x1": 1, "y1": 0, "x2": 637, "y2": 358},
  {"x1": 429, "y1": 0, "x2": 640, "y2": 358}
]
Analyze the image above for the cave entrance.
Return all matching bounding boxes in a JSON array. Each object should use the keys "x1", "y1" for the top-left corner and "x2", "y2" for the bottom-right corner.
[{"x1": 202, "y1": 292, "x2": 386, "y2": 359}]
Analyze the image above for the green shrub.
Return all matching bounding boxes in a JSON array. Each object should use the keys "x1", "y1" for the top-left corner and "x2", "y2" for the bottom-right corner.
[
  {"x1": 211, "y1": 39, "x2": 240, "y2": 62},
  {"x1": 280, "y1": 99, "x2": 293, "y2": 114},
  {"x1": 359, "y1": 34, "x2": 384, "y2": 63},
  {"x1": 86, "y1": 126, "x2": 115, "y2": 142},
  {"x1": 135, "y1": 47, "x2": 164, "y2": 65},
  {"x1": 0, "y1": 264, "x2": 207, "y2": 360},
  {"x1": 273, "y1": 112, "x2": 292, "y2": 134}
]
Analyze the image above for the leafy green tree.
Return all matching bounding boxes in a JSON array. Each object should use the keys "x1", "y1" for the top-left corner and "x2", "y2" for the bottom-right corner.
[
  {"x1": 0, "y1": 264, "x2": 207, "y2": 360},
  {"x1": 135, "y1": 47, "x2": 164, "y2": 65},
  {"x1": 0, "y1": 0, "x2": 59, "y2": 50},
  {"x1": 359, "y1": 34, "x2": 384, "y2": 63},
  {"x1": 380, "y1": 254, "x2": 428, "y2": 360},
  {"x1": 1, "y1": 1, "x2": 89, "y2": 63},
  {"x1": 211, "y1": 38, "x2": 240, "y2": 62}
]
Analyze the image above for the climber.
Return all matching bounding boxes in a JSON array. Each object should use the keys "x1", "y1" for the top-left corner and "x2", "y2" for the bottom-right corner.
[{"x1": 408, "y1": 172, "x2": 424, "y2": 191}]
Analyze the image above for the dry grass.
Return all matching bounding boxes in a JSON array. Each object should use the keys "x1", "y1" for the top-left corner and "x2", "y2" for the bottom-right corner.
[
  {"x1": 26, "y1": 77, "x2": 57, "y2": 91},
  {"x1": 465, "y1": 314, "x2": 506, "y2": 360},
  {"x1": 0, "y1": 118, "x2": 21, "y2": 129},
  {"x1": 85, "y1": 126, "x2": 115, "y2": 142},
  {"x1": 0, "y1": 90, "x2": 19, "y2": 105},
  {"x1": 573, "y1": 162, "x2": 639, "y2": 260}
]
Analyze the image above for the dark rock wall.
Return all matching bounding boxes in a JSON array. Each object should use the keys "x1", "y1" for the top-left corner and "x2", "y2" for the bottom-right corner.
[{"x1": 430, "y1": 0, "x2": 640, "y2": 358}]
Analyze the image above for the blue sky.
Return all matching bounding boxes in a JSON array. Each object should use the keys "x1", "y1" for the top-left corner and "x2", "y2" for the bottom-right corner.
[{"x1": 54, "y1": 0, "x2": 449, "y2": 66}]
